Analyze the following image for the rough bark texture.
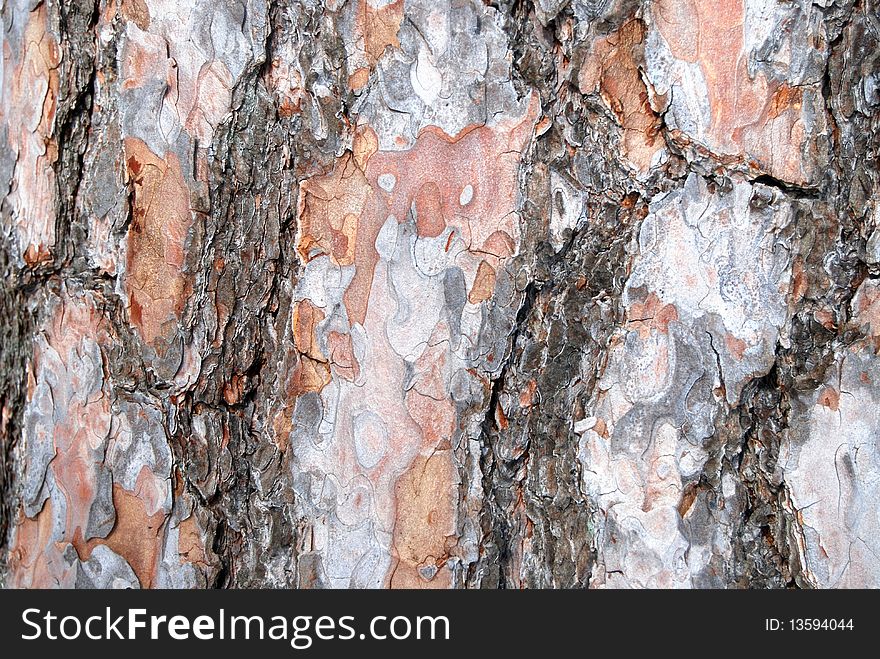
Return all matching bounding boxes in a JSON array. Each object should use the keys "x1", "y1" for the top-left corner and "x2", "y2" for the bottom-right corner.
[{"x1": 1, "y1": 0, "x2": 878, "y2": 589}]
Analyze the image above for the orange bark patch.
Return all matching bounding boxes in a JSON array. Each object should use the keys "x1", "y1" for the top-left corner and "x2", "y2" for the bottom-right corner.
[
  {"x1": 678, "y1": 483, "x2": 700, "y2": 518},
  {"x1": 468, "y1": 260, "x2": 497, "y2": 304},
  {"x1": 815, "y1": 308, "x2": 836, "y2": 330},
  {"x1": 297, "y1": 153, "x2": 370, "y2": 268},
  {"x1": 724, "y1": 334, "x2": 747, "y2": 360},
  {"x1": 482, "y1": 230, "x2": 517, "y2": 258},
  {"x1": 121, "y1": 0, "x2": 151, "y2": 30},
  {"x1": 817, "y1": 386, "x2": 840, "y2": 412},
  {"x1": 579, "y1": 18, "x2": 664, "y2": 171},
  {"x1": 7, "y1": 500, "x2": 66, "y2": 588},
  {"x1": 389, "y1": 451, "x2": 456, "y2": 589},
  {"x1": 353, "y1": 125, "x2": 379, "y2": 171},
  {"x1": 414, "y1": 181, "x2": 446, "y2": 238},
  {"x1": 23, "y1": 243, "x2": 52, "y2": 267},
  {"x1": 519, "y1": 379, "x2": 538, "y2": 408},
  {"x1": 349, "y1": 66, "x2": 370, "y2": 91},
  {"x1": 272, "y1": 409, "x2": 293, "y2": 452},
  {"x1": 326, "y1": 330, "x2": 361, "y2": 381},
  {"x1": 627, "y1": 292, "x2": 678, "y2": 337},
  {"x1": 405, "y1": 390, "x2": 455, "y2": 449},
  {"x1": 286, "y1": 355, "x2": 332, "y2": 396},
  {"x1": 652, "y1": 0, "x2": 812, "y2": 183},
  {"x1": 495, "y1": 400, "x2": 509, "y2": 431},
  {"x1": 366, "y1": 120, "x2": 531, "y2": 250},
  {"x1": 295, "y1": 96, "x2": 538, "y2": 327},
  {"x1": 120, "y1": 21, "x2": 166, "y2": 92},
  {"x1": 292, "y1": 299, "x2": 327, "y2": 360},
  {"x1": 223, "y1": 374, "x2": 246, "y2": 405},
  {"x1": 124, "y1": 137, "x2": 193, "y2": 347},
  {"x1": 76, "y1": 484, "x2": 166, "y2": 589},
  {"x1": 359, "y1": 0, "x2": 404, "y2": 67},
  {"x1": 768, "y1": 84, "x2": 804, "y2": 120},
  {"x1": 654, "y1": 0, "x2": 763, "y2": 149},
  {"x1": 177, "y1": 514, "x2": 207, "y2": 566}
]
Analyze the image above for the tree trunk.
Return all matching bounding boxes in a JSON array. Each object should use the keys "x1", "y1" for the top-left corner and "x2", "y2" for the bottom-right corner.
[{"x1": 1, "y1": 0, "x2": 877, "y2": 589}]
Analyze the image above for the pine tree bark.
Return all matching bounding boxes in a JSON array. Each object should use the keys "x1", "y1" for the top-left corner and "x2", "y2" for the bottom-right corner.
[{"x1": 1, "y1": 0, "x2": 878, "y2": 589}]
